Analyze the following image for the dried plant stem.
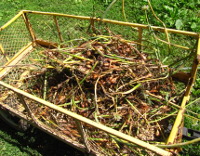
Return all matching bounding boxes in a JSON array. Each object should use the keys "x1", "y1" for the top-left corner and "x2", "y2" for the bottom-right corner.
[
  {"x1": 186, "y1": 96, "x2": 200, "y2": 108},
  {"x1": 61, "y1": 50, "x2": 91, "y2": 61},
  {"x1": 75, "y1": 120, "x2": 91, "y2": 153},
  {"x1": 156, "y1": 137, "x2": 200, "y2": 148},
  {"x1": 146, "y1": 90, "x2": 199, "y2": 117},
  {"x1": 122, "y1": 0, "x2": 127, "y2": 21},
  {"x1": 149, "y1": 111, "x2": 177, "y2": 123},
  {"x1": 147, "y1": 0, "x2": 171, "y2": 48},
  {"x1": 43, "y1": 72, "x2": 48, "y2": 100},
  {"x1": 102, "y1": 0, "x2": 118, "y2": 19},
  {"x1": 94, "y1": 77, "x2": 100, "y2": 122},
  {"x1": 119, "y1": 83, "x2": 141, "y2": 95},
  {"x1": 184, "y1": 114, "x2": 200, "y2": 122},
  {"x1": 80, "y1": 61, "x2": 98, "y2": 85},
  {"x1": 0, "y1": 43, "x2": 9, "y2": 61}
]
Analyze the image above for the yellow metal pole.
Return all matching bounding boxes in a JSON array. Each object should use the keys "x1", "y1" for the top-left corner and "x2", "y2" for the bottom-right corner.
[
  {"x1": 137, "y1": 28, "x2": 143, "y2": 50},
  {"x1": 53, "y1": 16, "x2": 64, "y2": 43},
  {"x1": 185, "y1": 37, "x2": 200, "y2": 96},
  {"x1": 167, "y1": 37, "x2": 200, "y2": 145},
  {"x1": 167, "y1": 96, "x2": 188, "y2": 145},
  {"x1": 21, "y1": 10, "x2": 199, "y2": 38},
  {"x1": 0, "y1": 42, "x2": 33, "y2": 79},
  {"x1": 0, "y1": 80, "x2": 172, "y2": 156},
  {"x1": 22, "y1": 13, "x2": 36, "y2": 42},
  {"x1": 0, "y1": 102, "x2": 86, "y2": 153},
  {"x1": 0, "y1": 11, "x2": 23, "y2": 31},
  {"x1": 0, "y1": 43, "x2": 9, "y2": 61}
]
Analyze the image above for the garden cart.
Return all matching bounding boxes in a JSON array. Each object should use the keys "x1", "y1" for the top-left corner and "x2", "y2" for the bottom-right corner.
[{"x1": 0, "y1": 10, "x2": 199, "y2": 155}]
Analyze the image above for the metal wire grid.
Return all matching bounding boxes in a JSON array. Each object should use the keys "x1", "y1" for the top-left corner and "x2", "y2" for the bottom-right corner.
[
  {"x1": 0, "y1": 12, "x2": 197, "y2": 85},
  {"x1": 0, "y1": 84, "x2": 156, "y2": 155},
  {"x1": 0, "y1": 16, "x2": 31, "y2": 66},
  {"x1": 25, "y1": 13, "x2": 196, "y2": 69},
  {"x1": 27, "y1": 14, "x2": 89, "y2": 43},
  {"x1": 0, "y1": 12, "x2": 196, "y2": 130},
  {"x1": 27, "y1": 13, "x2": 139, "y2": 44},
  {"x1": 0, "y1": 47, "x2": 44, "y2": 91}
]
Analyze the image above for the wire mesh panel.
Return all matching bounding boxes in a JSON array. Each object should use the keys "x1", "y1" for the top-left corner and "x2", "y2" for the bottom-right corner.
[
  {"x1": 0, "y1": 11, "x2": 199, "y2": 156},
  {"x1": 25, "y1": 12, "x2": 198, "y2": 71},
  {"x1": 27, "y1": 14, "x2": 90, "y2": 44},
  {"x1": 0, "y1": 15, "x2": 31, "y2": 66}
]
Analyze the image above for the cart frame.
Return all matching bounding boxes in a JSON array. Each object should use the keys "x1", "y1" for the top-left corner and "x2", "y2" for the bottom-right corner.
[{"x1": 0, "y1": 10, "x2": 199, "y2": 156}]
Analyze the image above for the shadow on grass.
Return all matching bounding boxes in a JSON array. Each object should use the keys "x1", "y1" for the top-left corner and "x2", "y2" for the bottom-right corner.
[{"x1": 0, "y1": 119, "x2": 83, "y2": 156}]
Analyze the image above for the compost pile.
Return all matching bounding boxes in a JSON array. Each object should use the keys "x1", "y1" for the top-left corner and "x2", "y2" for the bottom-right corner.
[{"x1": 24, "y1": 35, "x2": 176, "y2": 154}]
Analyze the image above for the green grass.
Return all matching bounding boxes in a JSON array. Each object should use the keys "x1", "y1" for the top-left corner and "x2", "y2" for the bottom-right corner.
[
  {"x1": 0, "y1": 126, "x2": 41, "y2": 156},
  {"x1": 0, "y1": 120, "x2": 82, "y2": 156},
  {"x1": 0, "y1": 0, "x2": 199, "y2": 155},
  {"x1": 0, "y1": 0, "x2": 199, "y2": 32}
]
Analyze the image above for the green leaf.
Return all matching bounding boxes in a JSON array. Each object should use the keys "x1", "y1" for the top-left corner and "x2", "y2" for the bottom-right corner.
[
  {"x1": 191, "y1": 22, "x2": 197, "y2": 29},
  {"x1": 164, "y1": 5, "x2": 173, "y2": 12},
  {"x1": 175, "y1": 19, "x2": 183, "y2": 30}
]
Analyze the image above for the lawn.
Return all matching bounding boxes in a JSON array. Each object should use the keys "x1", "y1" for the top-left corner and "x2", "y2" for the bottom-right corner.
[
  {"x1": 0, "y1": 0, "x2": 199, "y2": 155},
  {"x1": 0, "y1": 119, "x2": 83, "y2": 156},
  {"x1": 0, "y1": 0, "x2": 199, "y2": 32}
]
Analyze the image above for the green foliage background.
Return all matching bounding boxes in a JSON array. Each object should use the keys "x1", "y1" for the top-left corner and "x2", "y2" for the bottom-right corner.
[{"x1": 0, "y1": 0, "x2": 200, "y2": 32}]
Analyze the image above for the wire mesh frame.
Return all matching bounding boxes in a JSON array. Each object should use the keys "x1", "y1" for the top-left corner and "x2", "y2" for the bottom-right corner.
[{"x1": 0, "y1": 10, "x2": 199, "y2": 156}]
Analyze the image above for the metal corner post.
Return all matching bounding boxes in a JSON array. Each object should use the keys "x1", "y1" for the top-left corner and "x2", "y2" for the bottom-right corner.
[
  {"x1": 22, "y1": 12, "x2": 36, "y2": 43},
  {"x1": 167, "y1": 36, "x2": 200, "y2": 148}
]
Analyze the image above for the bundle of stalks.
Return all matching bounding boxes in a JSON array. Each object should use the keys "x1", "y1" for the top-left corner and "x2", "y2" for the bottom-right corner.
[{"x1": 23, "y1": 35, "x2": 178, "y2": 155}]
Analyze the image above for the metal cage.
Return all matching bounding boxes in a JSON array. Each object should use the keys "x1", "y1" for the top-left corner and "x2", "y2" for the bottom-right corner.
[{"x1": 0, "y1": 10, "x2": 199, "y2": 156}]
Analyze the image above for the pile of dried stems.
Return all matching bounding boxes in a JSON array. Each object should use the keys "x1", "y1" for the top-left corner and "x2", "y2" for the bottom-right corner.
[{"x1": 23, "y1": 35, "x2": 178, "y2": 154}]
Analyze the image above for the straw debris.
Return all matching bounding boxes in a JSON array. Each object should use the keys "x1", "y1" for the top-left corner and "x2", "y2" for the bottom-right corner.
[{"x1": 22, "y1": 35, "x2": 178, "y2": 155}]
